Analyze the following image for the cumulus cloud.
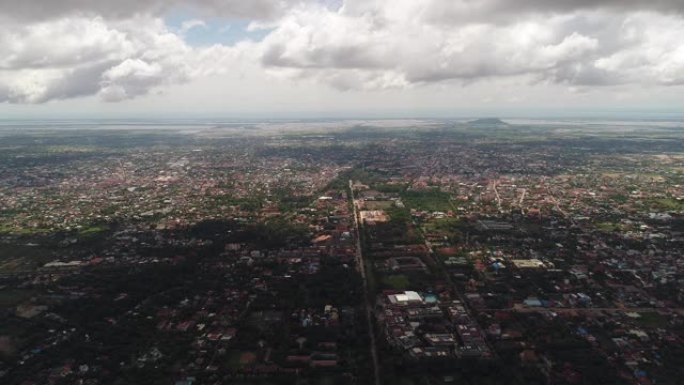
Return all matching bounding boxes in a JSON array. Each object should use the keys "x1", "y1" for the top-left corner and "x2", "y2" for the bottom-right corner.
[
  {"x1": 0, "y1": 16, "x2": 245, "y2": 103},
  {"x1": 0, "y1": 0, "x2": 314, "y2": 22},
  {"x1": 341, "y1": 0, "x2": 684, "y2": 24},
  {"x1": 258, "y1": 1, "x2": 684, "y2": 90},
  {"x1": 0, "y1": 0, "x2": 683, "y2": 104},
  {"x1": 2, "y1": 0, "x2": 682, "y2": 24}
]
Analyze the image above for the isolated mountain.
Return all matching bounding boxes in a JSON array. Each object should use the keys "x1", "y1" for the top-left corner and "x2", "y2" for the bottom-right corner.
[{"x1": 468, "y1": 118, "x2": 509, "y2": 126}]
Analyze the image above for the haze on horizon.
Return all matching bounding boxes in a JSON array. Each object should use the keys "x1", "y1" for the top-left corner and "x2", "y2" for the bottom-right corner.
[{"x1": 1, "y1": 0, "x2": 684, "y2": 119}]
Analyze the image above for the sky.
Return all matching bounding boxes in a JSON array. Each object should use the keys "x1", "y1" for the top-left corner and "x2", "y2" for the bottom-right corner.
[{"x1": 0, "y1": 0, "x2": 683, "y2": 119}]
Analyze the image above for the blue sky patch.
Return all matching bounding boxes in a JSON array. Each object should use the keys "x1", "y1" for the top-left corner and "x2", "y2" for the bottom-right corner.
[{"x1": 165, "y1": 12, "x2": 272, "y2": 46}]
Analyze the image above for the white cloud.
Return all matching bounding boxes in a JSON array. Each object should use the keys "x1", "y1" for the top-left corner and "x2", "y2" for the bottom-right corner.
[
  {"x1": 0, "y1": 17, "x2": 132, "y2": 70},
  {"x1": 593, "y1": 13, "x2": 684, "y2": 85},
  {"x1": 100, "y1": 59, "x2": 166, "y2": 101},
  {"x1": 179, "y1": 19, "x2": 208, "y2": 35},
  {"x1": 257, "y1": 2, "x2": 684, "y2": 90},
  {"x1": 0, "y1": 16, "x2": 244, "y2": 103},
  {"x1": 0, "y1": 0, "x2": 683, "y2": 106},
  {"x1": 0, "y1": 0, "x2": 316, "y2": 22}
]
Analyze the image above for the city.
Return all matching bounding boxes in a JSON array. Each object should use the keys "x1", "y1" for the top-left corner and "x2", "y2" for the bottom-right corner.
[
  {"x1": 0, "y1": 119, "x2": 682, "y2": 384},
  {"x1": 1, "y1": 0, "x2": 684, "y2": 384}
]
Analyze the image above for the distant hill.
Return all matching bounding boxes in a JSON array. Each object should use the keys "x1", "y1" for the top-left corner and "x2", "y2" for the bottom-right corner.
[{"x1": 468, "y1": 118, "x2": 509, "y2": 126}]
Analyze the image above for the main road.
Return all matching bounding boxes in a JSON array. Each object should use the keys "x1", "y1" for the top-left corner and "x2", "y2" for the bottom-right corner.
[{"x1": 349, "y1": 180, "x2": 381, "y2": 385}]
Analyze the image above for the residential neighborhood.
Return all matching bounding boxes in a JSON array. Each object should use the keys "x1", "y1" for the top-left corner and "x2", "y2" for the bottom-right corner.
[{"x1": 0, "y1": 121, "x2": 682, "y2": 385}]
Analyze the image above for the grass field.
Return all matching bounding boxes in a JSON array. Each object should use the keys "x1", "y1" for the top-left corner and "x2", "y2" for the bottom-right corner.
[
  {"x1": 401, "y1": 189, "x2": 453, "y2": 212},
  {"x1": 651, "y1": 198, "x2": 684, "y2": 211},
  {"x1": 0, "y1": 224, "x2": 52, "y2": 235},
  {"x1": 79, "y1": 225, "x2": 108, "y2": 236},
  {"x1": 362, "y1": 200, "x2": 395, "y2": 210},
  {"x1": 422, "y1": 217, "x2": 463, "y2": 233},
  {"x1": 594, "y1": 221, "x2": 619, "y2": 231},
  {"x1": 381, "y1": 274, "x2": 410, "y2": 290}
]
